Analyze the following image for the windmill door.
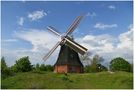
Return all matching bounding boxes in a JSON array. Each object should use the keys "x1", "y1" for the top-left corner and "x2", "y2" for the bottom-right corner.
[{"x1": 69, "y1": 66, "x2": 77, "y2": 73}]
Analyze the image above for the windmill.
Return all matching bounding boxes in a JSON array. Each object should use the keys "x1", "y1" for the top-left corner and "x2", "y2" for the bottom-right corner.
[{"x1": 43, "y1": 15, "x2": 88, "y2": 73}]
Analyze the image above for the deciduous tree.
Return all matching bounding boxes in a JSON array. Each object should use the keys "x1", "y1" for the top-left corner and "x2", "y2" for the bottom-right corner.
[
  {"x1": 110, "y1": 57, "x2": 131, "y2": 72},
  {"x1": 12, "y1": 56, "x2": 32, "y2": 72}
]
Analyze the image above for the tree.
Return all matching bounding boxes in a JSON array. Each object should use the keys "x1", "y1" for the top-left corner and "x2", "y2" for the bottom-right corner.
[
  {"x1": 82, "y1": 54, "x2": 106, "y2": 73},
  {"x1": 84, "y1": 65, "x2": 93, "y2": 73},
  {"x1": 96, "y1": 64, "x2": 108, "y2": 72},
  {"x1": 80, "y1": 52, "x2": 92, "y2": 65},
  {"x1": 1, "y1": 57, "x2": 8, "y2": 73},
  {"x1": 45, "y1": 65, "x2": 54, "y2": 71},
  {"x1": 12, "y1": 56, "x2": 32, "y2": 72},
  {"x1": 110, "y1": 57, "x2": 131, "y2": 72},
  {"x1": 39, "y1": 64, "x2": 46, "y2": 71},
  {"x1": 35, "y1": 63, "x2": 40, "y2": 71},
  {"x1": 90, "y1": 54, "x2": 104, "y2": 72},
  {"x1": 91, "y1": 55, "x2": 104, "y2": 65},
  {"x1": 34, "y1": 64, "x2": 53, "y2": 72},
  {"x1": 1, "y1": 57, "x2": 12, "y2": 78}
]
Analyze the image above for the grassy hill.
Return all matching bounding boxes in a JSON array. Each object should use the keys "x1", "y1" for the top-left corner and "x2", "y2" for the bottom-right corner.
[{"x1": 1, "y1": 71, "x2": 133, "y2": 89}]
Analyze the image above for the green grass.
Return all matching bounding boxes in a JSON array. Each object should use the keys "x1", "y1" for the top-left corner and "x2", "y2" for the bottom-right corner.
[{"x1": 1, "y1": 71, "x2": 133, "y2": 89}]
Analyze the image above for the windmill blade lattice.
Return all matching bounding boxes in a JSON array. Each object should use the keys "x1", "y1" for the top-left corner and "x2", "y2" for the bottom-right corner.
[
  {"x1": 47, "y1": 26, "x2": 61, "y2": 37},
  {"x1": 65, "y1": 38, "x2": 87, "y2": 55},
  {"x1": 65, "y1": 15, "x2": 83, "y2": 35},
  {"x1": 43, "y1": 41, "x2": 60, "y2": 61},
  {"x1": 43, "y1": 15, "x2": 88, "y2": 61}
]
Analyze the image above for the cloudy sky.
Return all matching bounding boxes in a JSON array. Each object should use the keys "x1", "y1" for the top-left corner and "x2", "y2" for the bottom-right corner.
[{"x1": 1, "y1": 1, "x2": 133, "y2": 66}]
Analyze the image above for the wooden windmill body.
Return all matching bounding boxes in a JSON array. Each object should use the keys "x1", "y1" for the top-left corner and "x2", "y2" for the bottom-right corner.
[
  {"x1": 43, "y1": 15, "x2": 88, "y2": 73},
  {"x1": 54, "y1": 44, "x2": 84, "y2": 73}
]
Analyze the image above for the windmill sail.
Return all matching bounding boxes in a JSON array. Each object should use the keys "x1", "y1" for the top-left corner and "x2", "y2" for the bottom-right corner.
[
  {"x1": 47, "y1": 26, "x2": 61, "y2": 37},
  {"x1": 43, "y1": 15, "x2": 88, "y2": 61},
  {"x1": 65, "y1": 38, "x2": 87, "y2": 55},
  {"x1": 65, "y1": 15, "x2": 83, "y2": 35},
  {"x1": 43, "y1": 42, "x2": 60, "y2": 61}
]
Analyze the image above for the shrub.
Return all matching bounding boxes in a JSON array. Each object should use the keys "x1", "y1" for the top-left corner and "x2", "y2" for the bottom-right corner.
[
  {"x1": 84, "y1": 65, "x2": 93, "y2": 73},
  {"x1": 45, "y1": 65, "x2": 54, "y2": 71},
  {"x1": 39, "y1": 64, "x2": 47, "y2": 71},
  {"x1": 84, "y1": 64, "x2": 108, "y2": 73},
  {"x1": 12, "y1": 56, "x2": 32, "y2": 72},
  {"x1": 110, "y1": 57, "x2": 131, "y2": 72},
  {"x1": 96, "y1": 64, "x2": 108, "y2": 72},
  {"x1": 33, "y1": 64, "x2": 53, "y2": 72},
  {"x1": 35, "y1": 63, "x2": 40, "y2": 71}
]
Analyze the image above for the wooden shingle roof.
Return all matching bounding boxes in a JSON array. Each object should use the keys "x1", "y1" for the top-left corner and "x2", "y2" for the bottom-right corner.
[{"x1": 54, "y1": 44, "x2": 83, "y2": 66}]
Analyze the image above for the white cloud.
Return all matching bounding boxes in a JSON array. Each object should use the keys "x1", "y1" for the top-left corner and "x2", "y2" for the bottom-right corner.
[
  {"x1": 14, "y1": 29, "x2": 60, "y2": 52},
  {"x1": 108, "y1": 5, "x2": 116, "y2": 10},
  {"x1": 76, "y1": 25, "x2": 133, "y2": 63},
  {"x1": 86, "y1": 12, "x2": 96, "y2": 17},
  {"x1": 2, "y1": 29, "x2": 61, "y2": 66},
  {"x1": 94, "y1": 23, "x2": 117, "y2": 30},
  {"x1": 17, "y1": 17, "x2": 24, "y2": 26},
  {"x1": 2, "y1": 39, "x2": 18, "y2": 42},
  {"x1": 117, "y1": 25, "x2": 133, "y2": 50},
  {"x1": 76, "y1": 34, "x2": 116, "y2": 53},
  {"x1": 14, "y1": 29, "x2": 61, "y2": 64},
  {"x1": 28, "y1": 10, "x2": 47, "y2": 21}
]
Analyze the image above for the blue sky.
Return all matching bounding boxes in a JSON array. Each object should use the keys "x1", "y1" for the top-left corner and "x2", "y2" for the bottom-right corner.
[{"x1": 1, "y1": 1, "x2": 133, "y2": 66}]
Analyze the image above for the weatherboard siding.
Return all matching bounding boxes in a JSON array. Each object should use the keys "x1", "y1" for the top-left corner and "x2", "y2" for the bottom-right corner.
[
  {"x1": 54, "y1": 65, "x2": 68, "y2": 73},
  {"x1": 54, "y1": 65, "x2": 83, "y2": 73}
]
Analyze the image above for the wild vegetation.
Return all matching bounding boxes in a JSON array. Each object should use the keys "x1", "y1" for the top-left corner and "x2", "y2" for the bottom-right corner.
[
  {"x1": 81, "y1": 54, "x2": 108, "y2": 73},
  {"x1": 110, "y1": 57, "x2": 132, "y2": 72},
  {"x1": 1, "y1": 71, "x2": 133, "y2": 89},
  {"x1": 1, "y1": 55, "x2": 133, "y2": 89}
]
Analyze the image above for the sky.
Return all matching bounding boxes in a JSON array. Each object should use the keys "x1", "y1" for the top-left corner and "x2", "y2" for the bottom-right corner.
[{"x1": 1, "y1": 1, "x2": 133, "y2": 66}]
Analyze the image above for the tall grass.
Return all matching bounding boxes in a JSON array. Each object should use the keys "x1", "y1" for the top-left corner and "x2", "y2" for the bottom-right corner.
[{"x1": 1, "y1": 71, "x2": 133, "y2": 89}]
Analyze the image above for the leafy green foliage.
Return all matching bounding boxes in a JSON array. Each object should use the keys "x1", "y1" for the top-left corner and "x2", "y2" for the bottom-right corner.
[
  {"x1": 84, "y1": 64, "x2": 107, "y2": 73},
  {"x1": 110, "y1": 57, "x2": 131, "y2": 72},
  {"x1": 34, "y1": 63, "x2": 53, "y2": 72},
  {"x1": 45, "y1": 65, "x2": 54, "y2": 71},
  {"x1": 35, "y1": 63, "x2": 40, "y2": 71},
  {"x1": 92, "y1": 55, "x2": 104, "y2": 64},
  {"x1": 96, "y1": 64, "x2": 108, "y2": 72},
  {"x1": 84, "y1": 65, "x2": 93, "y2": 73},
  {"x1": 40, "y1": 64, "x2": 47, "y2": 71},
  {"x1": 1, "y1": 57, "x2": 8, "y2": 73},
  {"x1": 1, "y1": 57, "x2": 13, "y2": 78},
  {"x1": 87, "y1": 55, "x2": 106, "y2": 73},
  {"x1": 12, "y1": 56, "x2": 32, "y2": 72}
]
